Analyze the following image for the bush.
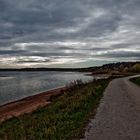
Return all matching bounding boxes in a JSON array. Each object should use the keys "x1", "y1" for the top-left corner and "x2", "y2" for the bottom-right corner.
[{"x1": 130, "y1": 64, "x2": 140, "y2": 73}]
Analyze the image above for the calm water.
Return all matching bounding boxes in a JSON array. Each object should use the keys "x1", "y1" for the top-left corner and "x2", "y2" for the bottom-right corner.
[{"x1": 0, "y1": 71, "x2": 93, "y2": 105}]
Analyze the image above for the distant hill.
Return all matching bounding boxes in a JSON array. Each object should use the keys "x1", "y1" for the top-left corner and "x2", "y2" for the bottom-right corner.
[{"x1": 91, "y1": 62, "x2": 140, "y2": 74}]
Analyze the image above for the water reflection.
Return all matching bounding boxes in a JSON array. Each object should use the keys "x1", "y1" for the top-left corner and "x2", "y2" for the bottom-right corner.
[{"x1": 0, "y1": 71, "x2": 92, "y2": 105}]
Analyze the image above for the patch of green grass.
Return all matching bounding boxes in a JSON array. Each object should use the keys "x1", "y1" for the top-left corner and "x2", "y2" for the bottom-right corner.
[
  {"x1": 130, "y1": 77, "x2": 140, "y2": 86},
  {"x1": 0, "y1": 79, "x2": 111, "y2": 140}
]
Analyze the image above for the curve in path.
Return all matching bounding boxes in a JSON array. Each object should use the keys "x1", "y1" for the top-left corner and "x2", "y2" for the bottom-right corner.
[{"x1": 82, "y1": 75, "x2": 140, "y2": 140}]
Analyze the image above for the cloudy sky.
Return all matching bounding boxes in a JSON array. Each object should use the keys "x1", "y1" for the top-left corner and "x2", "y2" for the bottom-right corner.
[{"x1": 0, "y1": 0, "x2": 140, "y2": 68}]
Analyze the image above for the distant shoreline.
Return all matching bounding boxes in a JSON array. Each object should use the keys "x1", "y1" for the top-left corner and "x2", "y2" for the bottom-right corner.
[{"x1": 0, "y1": 68, "x2": 92, "y2": 72}]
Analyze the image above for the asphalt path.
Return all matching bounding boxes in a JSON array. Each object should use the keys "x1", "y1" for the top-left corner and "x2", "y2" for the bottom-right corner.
[{"x1": 82, "y1": 75, "x2": 140, "y2": 140}]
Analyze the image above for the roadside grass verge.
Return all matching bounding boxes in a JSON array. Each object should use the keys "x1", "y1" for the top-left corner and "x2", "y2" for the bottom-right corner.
[
  {"x1": 0, "y1": 78, "x2": 111, "y2": 140},
  {"x1": 130, "y1": 77, "x2": 140, "y2": 86}
]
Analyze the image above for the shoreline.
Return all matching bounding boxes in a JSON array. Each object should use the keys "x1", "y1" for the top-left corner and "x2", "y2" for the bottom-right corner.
[{"x1": 0, "y1": 86, "x2": 66, "y2": 123}]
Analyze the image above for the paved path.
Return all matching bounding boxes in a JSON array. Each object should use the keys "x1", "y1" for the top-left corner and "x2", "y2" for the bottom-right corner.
[{"x1": 82, "y1": 75, "x2": 140, "y2": 140}]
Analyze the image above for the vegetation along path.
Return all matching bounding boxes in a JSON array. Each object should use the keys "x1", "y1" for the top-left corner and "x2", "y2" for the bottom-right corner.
[{"x1": 82, "y1": 75, "x2": 140, "y2": 140}]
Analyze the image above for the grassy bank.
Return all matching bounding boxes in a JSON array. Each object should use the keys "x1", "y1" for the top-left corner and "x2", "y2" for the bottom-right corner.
[
  {"x1": 130, "y1": 77, "x2": 140, "y2": 86},
  {"x1": 0, "y1": 79, "x2": 110, "y2": 140}
]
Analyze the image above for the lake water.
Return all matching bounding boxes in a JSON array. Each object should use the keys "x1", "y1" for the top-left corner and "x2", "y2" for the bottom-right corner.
[{"x1": 0, "y1": 71, "x2": 93, "y2": 105}]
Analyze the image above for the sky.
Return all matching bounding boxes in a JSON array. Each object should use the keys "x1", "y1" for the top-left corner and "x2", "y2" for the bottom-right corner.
[{"x1": 0, "y1": 0, "x2": 140, "y2": 68}]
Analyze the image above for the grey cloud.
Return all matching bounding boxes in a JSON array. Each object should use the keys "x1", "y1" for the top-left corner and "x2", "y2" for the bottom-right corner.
[
  {"x1": 105, "y1": 52, "x2": 140, "y2": 58},
  {"x1": 0, "y1": 0, "x2": 140, "y2": 67},
  {"x1": 92, "y1": 51, "x2": 140, "y2": 60},
  {"x1": 0, "y1": 50, "x2": 27, "y2": 55},
  {"x1": 16, "y1": 59, "x2": 51, "y2": 64}
]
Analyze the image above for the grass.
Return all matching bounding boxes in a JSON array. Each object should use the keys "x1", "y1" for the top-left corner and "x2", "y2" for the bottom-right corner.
[
  {"x1": 130, "y1": 77, "x2": 140, "y2": 86},
  {"x1": 0, "y1": 79, "x2": 111, "y2": 140}
]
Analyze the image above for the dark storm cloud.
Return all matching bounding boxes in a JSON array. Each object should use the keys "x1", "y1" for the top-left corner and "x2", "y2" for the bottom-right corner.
[
  {"x1": 0, "y1": 0, "x2": 140, "y2": 67},
  {"x1": 0, "y1": 50, "x2": 27, "y2": 55}
]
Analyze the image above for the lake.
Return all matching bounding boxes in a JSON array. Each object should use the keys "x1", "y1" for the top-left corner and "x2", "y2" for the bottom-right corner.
[{"x1": 0, "y1": 71, "x2": 93, "y2": 105}]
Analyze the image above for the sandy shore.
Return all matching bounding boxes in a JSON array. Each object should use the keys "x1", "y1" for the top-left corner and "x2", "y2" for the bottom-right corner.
[{"x1": 0, "y1": 86, "x2": 66, "y2": 123}]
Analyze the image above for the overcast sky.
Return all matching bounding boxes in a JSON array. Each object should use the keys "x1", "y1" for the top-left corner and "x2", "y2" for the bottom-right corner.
[{"x1": 0, "y1": 0, "x2": 140, "y2": 68}]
